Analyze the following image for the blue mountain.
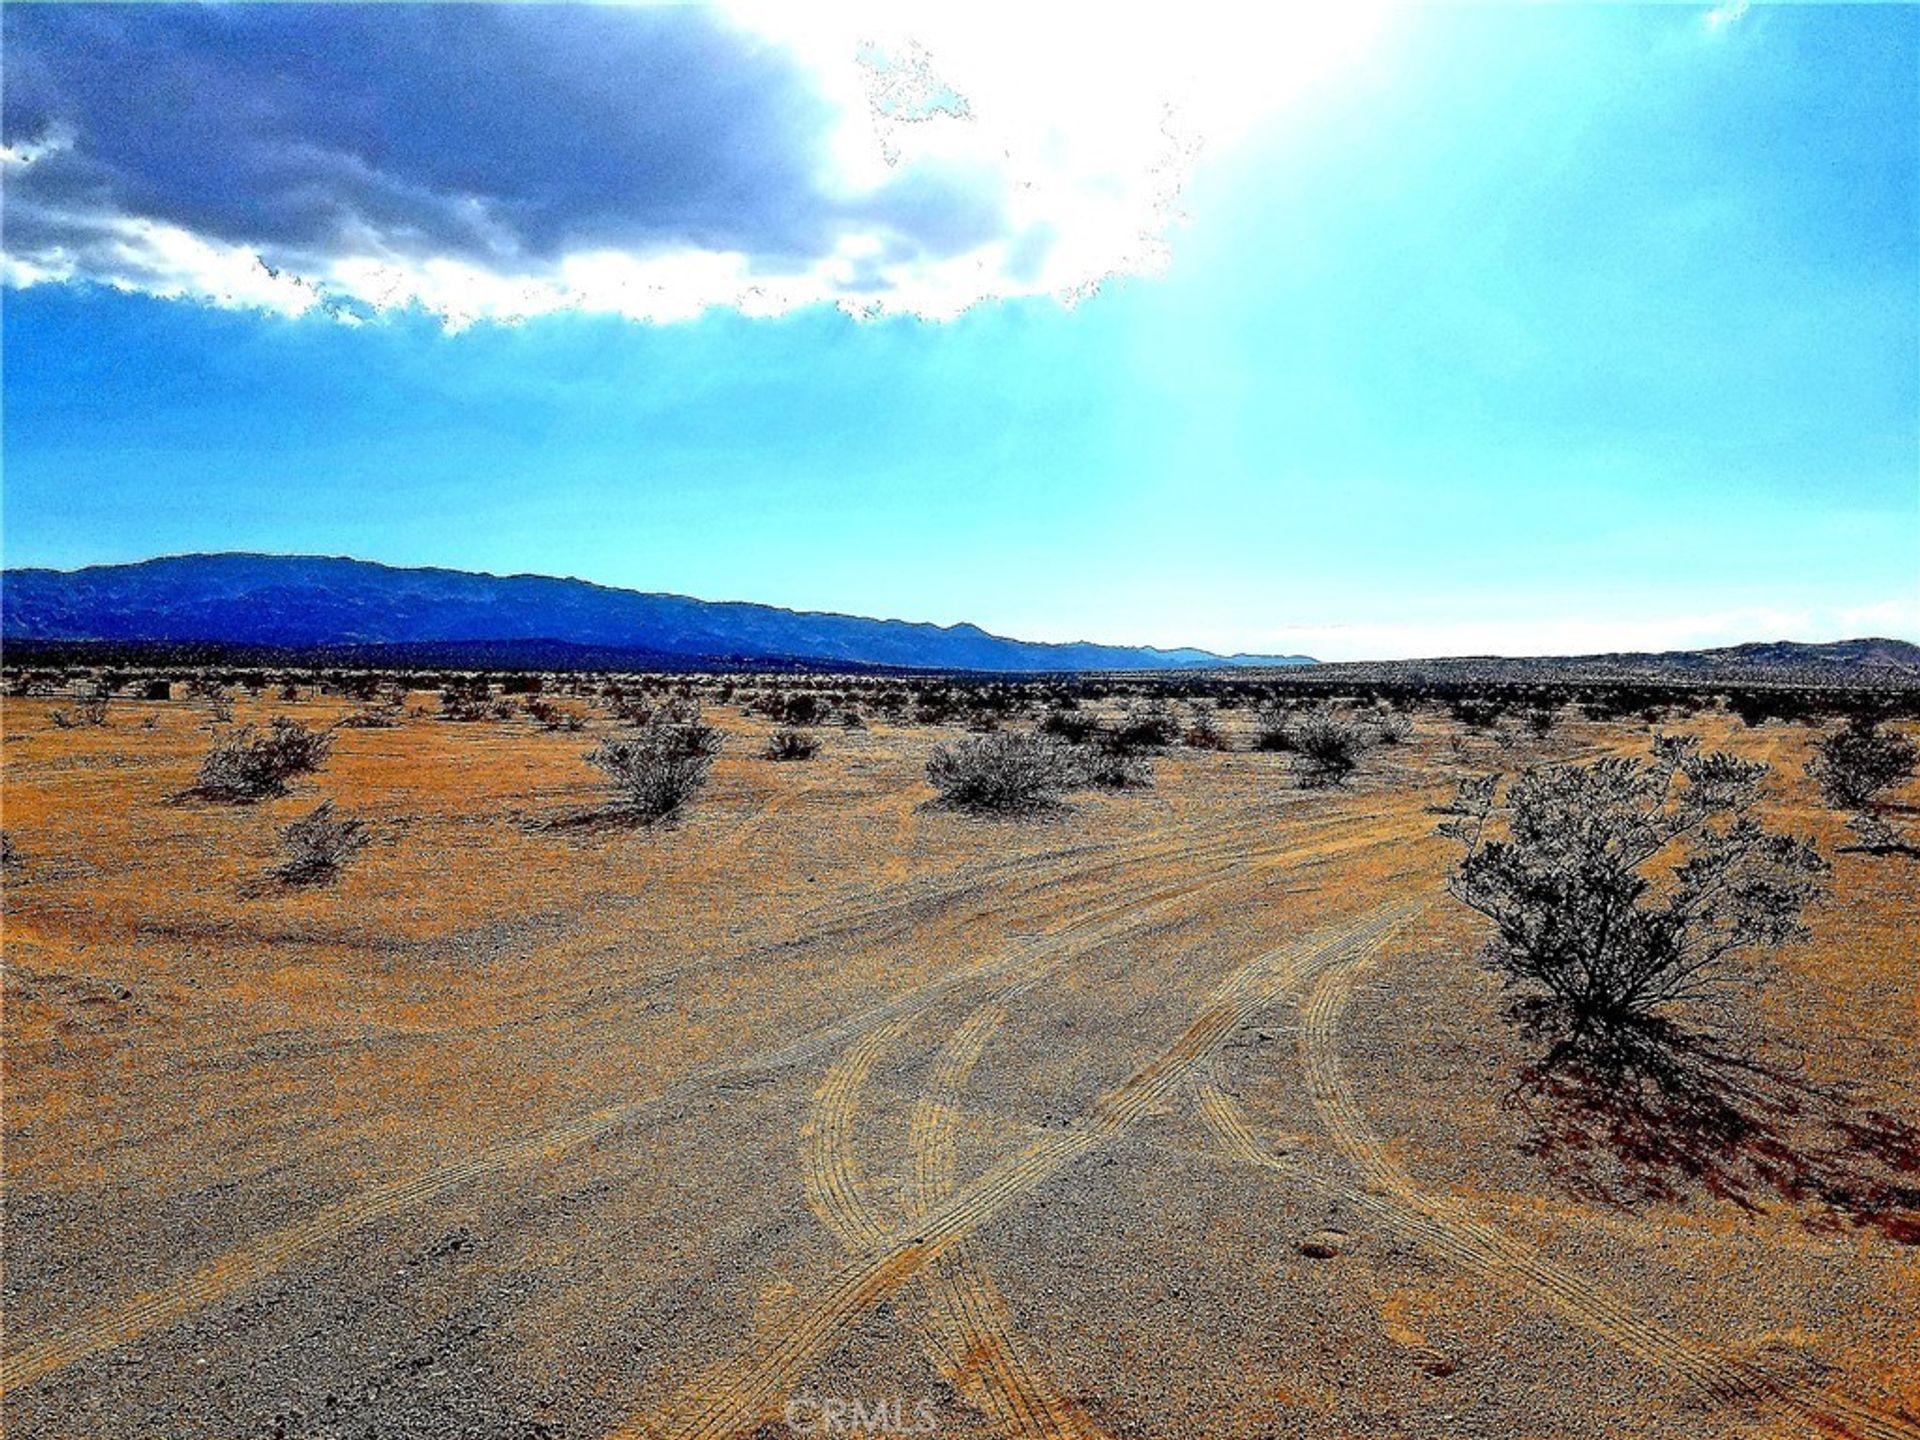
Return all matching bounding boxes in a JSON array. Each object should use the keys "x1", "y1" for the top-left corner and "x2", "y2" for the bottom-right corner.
[{"x1": 1, "y1": 554, "x2": 1314, "y2": 673}]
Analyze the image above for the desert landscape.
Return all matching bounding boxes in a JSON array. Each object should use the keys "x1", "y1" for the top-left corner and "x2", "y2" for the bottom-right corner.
[
  {"x1": 4, "y1": 668, "x2": 1917, "y2": 1439},
  {"x1": 5, "y1": 5, "x2": 1917, "y2": 1437}
]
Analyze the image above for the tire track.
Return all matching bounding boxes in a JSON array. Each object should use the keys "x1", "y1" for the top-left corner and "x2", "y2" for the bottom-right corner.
[
  {"x1": 801, "y1": 813, "x2": 1436, "y2": 1440},
  {"x1": 904, "y1": 987, "x2": 1107, "y2": 1440},
  {"x1": 1295, "y1": 950, "x2": 1920, "y2": 1440},
  {"x1": 622, "y1": 901, "x2": 1419, "y2": 1440},
  {"x1": 2, "y1": 809, "x2": 1415, "y2": 1398},
  {"x1": 0, "y1": 934, "x2": 1043, "y2": 1397}
]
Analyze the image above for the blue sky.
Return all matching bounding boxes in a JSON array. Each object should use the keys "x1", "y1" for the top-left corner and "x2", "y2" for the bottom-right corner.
[{"x1": 3, "y1": 3, "x2": 1915, "y2": 659}]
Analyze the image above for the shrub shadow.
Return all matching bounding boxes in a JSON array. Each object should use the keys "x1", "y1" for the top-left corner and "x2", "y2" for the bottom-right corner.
[{"x1": 1507, "y1": 1014, "x2": 1920, "y2": 1244}]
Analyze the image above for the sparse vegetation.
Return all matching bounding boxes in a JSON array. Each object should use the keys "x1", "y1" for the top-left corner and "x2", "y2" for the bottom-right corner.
[
  {"x1": 50, "y1": 680, "x2": 112, "y2": 729},
  {"x1": 765, "y1": 728, "x2": 821, "y2": 761},
  {"x1": 273, "y1": 800, "x2": 370, "y2": 883},
  {"x1": 1074, "y1": 747, "x2": 1154, "y2": 790},
  {"x1": 927, "y1": 731, "x2": 1076, "y2": 814},
  {"x1": 1290, "y1": 708, "x2": 1370, "y2": 788},
  {"x1": 1806, "y1": 716, "x2": 1917, "y2": 853},
  {"x1": 1183, "y1": 706, "x2": 1229, "y2": 750},
  {"x1": 192, "y1": 719, "x2": 335, "y2": 801},
  {"x1": 586, "y1": 717, "x2": 716, "y2": 821},
  {"x1": 1441, "y1": 737, "x2": 1828, "y2": 1068}
]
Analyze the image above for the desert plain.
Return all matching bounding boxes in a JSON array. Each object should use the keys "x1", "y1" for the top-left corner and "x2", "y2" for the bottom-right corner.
[{"x1": 3, "y1": 680, "x2": 1917, "y2": 1440}]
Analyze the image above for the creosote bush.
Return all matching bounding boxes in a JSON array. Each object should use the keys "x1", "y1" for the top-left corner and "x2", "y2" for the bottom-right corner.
[
  {"x1": 193, "y1": 719, "x2": 335, "y2": 802},
  {"x1": 765, "y1": 728, "x2": 821, "y2": 761},
  {"x1": 586, "y1": 718, "x2": 716, "y2": 822},
  {"x1": 1075, "y1": 747, "x2": 1154, "y2": 791},
  {"x1": 275, "y1": 800, "x2": 370, "y2": 883},
  {"x1": 1441, "y1": 736, "x2": 1827, "y2": 1067},
  {"x1": 1291, "y1": 708, "x2": 1370, "y2": 788},
  {"x1": 927, "y1": 732, "x2": 1076, "y2": 814},
  {"x1": 1183, "y1": 708, "x2": 1229, "y2": 750},
  {"x1": 1806, "y1": 716, "x2": 1917, "y2": 853}
]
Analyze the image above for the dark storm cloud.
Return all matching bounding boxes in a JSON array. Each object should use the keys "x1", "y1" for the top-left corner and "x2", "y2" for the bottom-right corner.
[{"x1": 0, "y1": 4, "x2": 1008, "y2": 286}]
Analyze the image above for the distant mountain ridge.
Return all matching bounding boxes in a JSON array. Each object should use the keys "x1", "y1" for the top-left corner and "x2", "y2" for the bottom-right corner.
[{"x1": 0, "y1": 554, "x2": 1314, "y2": 673}]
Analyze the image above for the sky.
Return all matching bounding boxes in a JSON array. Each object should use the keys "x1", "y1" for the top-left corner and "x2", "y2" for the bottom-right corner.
[{"x1": 2, "y1": 3, "x2": 1915, "y2": 660}]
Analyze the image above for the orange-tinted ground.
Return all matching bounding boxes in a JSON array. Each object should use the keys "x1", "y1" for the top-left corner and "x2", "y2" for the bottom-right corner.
[{"x1": 3, "y1": 689, "x2": 1917, "y2": 1439}]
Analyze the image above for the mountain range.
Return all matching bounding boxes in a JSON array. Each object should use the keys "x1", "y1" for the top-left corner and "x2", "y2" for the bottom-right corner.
[{"x1": 0, "y1": 554, "x2": 1313, "y2": 673}]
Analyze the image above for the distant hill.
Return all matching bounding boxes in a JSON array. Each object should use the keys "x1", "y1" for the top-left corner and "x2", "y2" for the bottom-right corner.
[
  {"x1": 0, "y1": 554, "x2": 1313, "y2": 674},
  {"x1": 1271, "y1": 638, "x2": 1920, "y2": 687}
]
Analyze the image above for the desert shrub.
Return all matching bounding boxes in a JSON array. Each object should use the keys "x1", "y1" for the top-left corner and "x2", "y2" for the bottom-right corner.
[
  {"x1": 1524, "y1": 705, "x2": 1559, "y2": 739},
  {"x1": 1371, "y1": 711, "x2": 1413, "y2": 746},
  {"x1": 1184, "y1": 708, "x2": 1229, "y2": 750},
  {"x1": 523, "y1": 697, "x2": 584, "y2": 732},
  {"x1": 343, "y1": 688, "x2": 407, "y2": 728},
  {"x1": 1253, "y1": 707, "x2": 1297, "y2": 752},
  {"x1": 776, "y1": 692, "x2": 828, "y2": 726},
  {"x1": 187, "y1": 678, "x2": 234, "y2": 725},
  {"x1": 765, "y1": 728, "x2": 821, "y2": 761},
  {"x1": 1108, "y1": 703, "x2": 1179, "y2": 755},
  {"x1": 439, "y1": 678, "x2": 490, "y2": 721},
  {"x1": 1291, "y1": 708, "x2": 1370, "y2": 787},
  {"x1": 142, "y1": 678, "x2": 174, "y2": 701},
  {"x1": 1441, "y1": 737, "x2": 1827, "y2": 1065},
  {"x1": 274, "y1": 800, "x2": 370, "y2": 883},
  {"x1": 1039, "y1": 708, "x2": 1098, "y2": 744},
  {"x1": 52, "y1": 679, "x2": 114, "y2": 729},
  {"x1": 927, "y1": 732, "x2": 1075, "y2": 814},
  {"x1": 1074, "y1": 747, "x2": 1154, "y2": 790},
  {"x1": 2, "y1": 830, "x2": 21, "y2": 873},
  {"x1": 1450, "y1": 698, "x2": 1503, "y2": 731},
  {"x1": 1806, "y1": 717, "x2": 1917, "y2": 852},
  {"x1": 651, "y1": 697, "x2": 721, "y2": 758},
  {"x1": 1807, "y1": 716, "x2": 1917, "y2": 811},
  {"x1": 193, "y1": 718, "x2": 334, "y2": 801},
  {"x1": 586, "y1": 725, "x2": 714, "y2": 821}
]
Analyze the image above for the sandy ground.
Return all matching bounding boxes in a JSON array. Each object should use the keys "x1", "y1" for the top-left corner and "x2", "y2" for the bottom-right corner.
[{"x1": 3, "y1": 691, "x2": 1917, "y2": 1440}]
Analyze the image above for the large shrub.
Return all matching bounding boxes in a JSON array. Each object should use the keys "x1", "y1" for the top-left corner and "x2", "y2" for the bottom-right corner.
[
  {"x1": 1441, "y1": 737, "x2": 1826, "y2": 1065},
  {"x1": 927, "y1": 732, "x2": 1076, "y2": 814},
  {"x1": 586, "y1": 723, "x2": 715, "y2": 822}
]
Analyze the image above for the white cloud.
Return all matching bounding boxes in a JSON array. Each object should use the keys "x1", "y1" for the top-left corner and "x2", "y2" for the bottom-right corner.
[
  {"x1": 0, "y1": 4, "x2": 1386, "y2": 327},
  {"x1": 1704, "y1": 0, "x2": 1752, "y2": 33}
]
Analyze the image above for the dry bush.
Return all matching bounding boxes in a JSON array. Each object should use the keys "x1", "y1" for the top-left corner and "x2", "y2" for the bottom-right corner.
[
  {"x1": 1183, "y1": 706, "x2": 1229, "y2": 750},
  {"x1": 187, "y1": 677, "x2": 233, "y2": 725},
  {"x1": 192, "y1": 719, "x2": 335, "y2": 802},
  {"x1": 51, "y1": 679, "x2": 113, "y2": 729},
  {"x1": 765, "y1": 728, "x2": 821, "y2": 761},
  {"x1": 1371, "y1": 710, "x2": 1413, "y2": 746},
  {"x1": 1441, "y1": 737, "x2": 1827, "y2": 1067},
  {"x1": 1075, "y1": 747, "x2": 1154, "y2": 790},
  {"x1": 1253, "y1": 706, "x2": 1297, "y2": 752},
  {"x1": 1291, "y1": 708, "x2": 1370, "y2": 787},
  {"x1": 274, "y1": 800, "x2": 370, "y2": 883},
  {"x1": 586, "y1": 723, "x2": 714, "y2": 822},
  {"x1": 927, "y1": 732, "x2": 1076, "y2": 814},
  {"x1": 1039, "y1": 708, "x2": 1098, "y2": 744},
  {"x1": 1807, "y1": 717, "x2": 1917, "y2": 853},
  {"x1": 524, "y1": 697, "x2": 584, "y2": 732},
  {"x1": 1107, "y1": 703, "x2": 1179, "y2": 754}
]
